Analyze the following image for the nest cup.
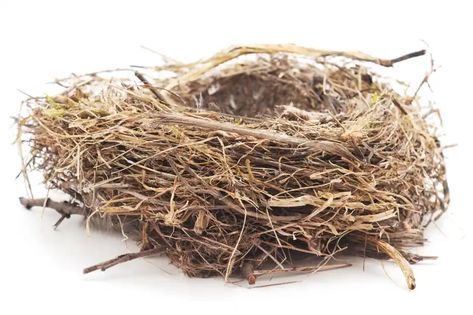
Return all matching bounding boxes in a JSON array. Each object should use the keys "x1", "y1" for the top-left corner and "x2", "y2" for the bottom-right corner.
[{"x1": 19, "y1": 45, "x2": 449, "y2": 289}]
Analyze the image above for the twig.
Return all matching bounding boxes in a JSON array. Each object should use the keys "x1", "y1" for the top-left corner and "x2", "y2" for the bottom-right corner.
[
  {"x1": 134, "y1": 71, "x2": 166, "y2": 103},
  {"x1": 383, "y1": 49, "x2": 426, "y2": 66},
  {"x1": 19, "y1": 197, "x2": 86, "y2": 229},
  {"x1": 83, "y1": 247, "x2": 163, "y2": 274},
  {"x1": 392, "y1": 98, "x2": 408, "y2": 115},
  {"x1": 53, "y1": 213, "x2": 70, "y2": 230},
  {"x1": 406, "y1": 51, "x2": 436, "y2": 104},
  {"x1": 19, "y1": 197, "x2": 85, "y2": 216}
]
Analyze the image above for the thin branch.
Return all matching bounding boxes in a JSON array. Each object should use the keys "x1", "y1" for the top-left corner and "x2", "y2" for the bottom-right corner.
[
  {"x1": 83, "y1": 247, "x2": 163, "y2": 274},
  {"x1": 406, "y1": 51, "x2": 436, "y2": 104},
  {"x1": 392, "y1": 98, "x2": 408, "y2": 115},
  {"x1": 134, "y1": 71, "x2": 166, "y2": 102},
  {"x1": 19, "y1": 197, "x2": 86, "y2": 216},
  {"x1": 53, "y1": 213, "x2": 70, "y2": 230},
  {"x1": 384, "y1": 49, "x2": 426, "y2": 66}
]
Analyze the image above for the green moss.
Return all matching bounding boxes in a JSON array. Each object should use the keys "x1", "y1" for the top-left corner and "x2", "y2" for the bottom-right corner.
[{"x1": 45, "y1": 95, "x2": 66, "y2": 118}]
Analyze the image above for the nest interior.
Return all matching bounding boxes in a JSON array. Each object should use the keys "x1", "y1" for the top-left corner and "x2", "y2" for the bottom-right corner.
[{"x1": 18, "y1": 44, "x2": 449, "y2": 289}]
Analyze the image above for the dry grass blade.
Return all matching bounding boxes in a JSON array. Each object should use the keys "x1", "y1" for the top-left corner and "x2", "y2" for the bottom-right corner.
[{"x1": 375, "y1": 240, "x2": 416, "y2": 290}]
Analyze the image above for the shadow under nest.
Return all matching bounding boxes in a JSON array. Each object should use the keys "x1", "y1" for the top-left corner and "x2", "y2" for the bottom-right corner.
[{"x1": 18, "y1": 45, "x2": 449, "y2": 289}]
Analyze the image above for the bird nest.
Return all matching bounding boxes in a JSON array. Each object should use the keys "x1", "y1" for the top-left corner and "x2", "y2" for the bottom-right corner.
[{"x1": 18, "y1": 44, "x2": 449, "y2": 289}]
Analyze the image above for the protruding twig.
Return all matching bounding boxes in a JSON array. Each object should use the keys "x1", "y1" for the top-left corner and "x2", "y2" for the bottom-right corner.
[
  {"x1": 406, "y1": 51, "x2": 436, "y2": 105},
  {"x1": 53, "y1": 213, "x2": 70, "y2": 230},
  {"x1": 19, "y1": 197, "x2": 85, "y2": 216},
  {"x1": 389, "y1": 50, "x2": 426, "y2": 65},
  {"x1": 401, "y1": 251, "x2": 438, "y2": 264},
  {"x1": 392, "y1": 98, "x2": 408, "y2": 115},
  {"x1": 134, "y1": 71, "x2": 166, "y2": 103},
  {"x1": 379, "y1": 49, "x2": 426, "y2": 67},
  {"x1": 83, "y1": 247, "x2": 163, "y2": 274},
  {"x1": 19, "y1": 197, "x2": 86, "y2": 229}
]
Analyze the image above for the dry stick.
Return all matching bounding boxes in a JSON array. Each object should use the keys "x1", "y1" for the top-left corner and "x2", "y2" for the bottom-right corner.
[
  {"x1": 134, "y1": 71, "x2": 166, "y2": 103},
  {"x1": 83, "y1": 247, "x2": 163, "y2": 274},
  {"x1": 392, "y1": 98, "x2": 408, "y2": 115},
  {"x1": 53, "y1": 214, "x2": 69, "y2": 230},
  {"x1": 382, "y1": 49, "x2": 426, "y2": 66},
  {"x1": 406, "y1": 54, "x2": 436, "y2": 105},
  {"x1": 19, "y1": 197, "x2": 87, "y2": 228},
  {"x1": 19, "y1": 197, "x2": 85, "y2": 216}
]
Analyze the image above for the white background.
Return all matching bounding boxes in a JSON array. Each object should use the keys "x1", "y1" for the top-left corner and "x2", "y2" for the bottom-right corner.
[{"x1": 1, "y1": 1, "x2": 472, "y2": 314}]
